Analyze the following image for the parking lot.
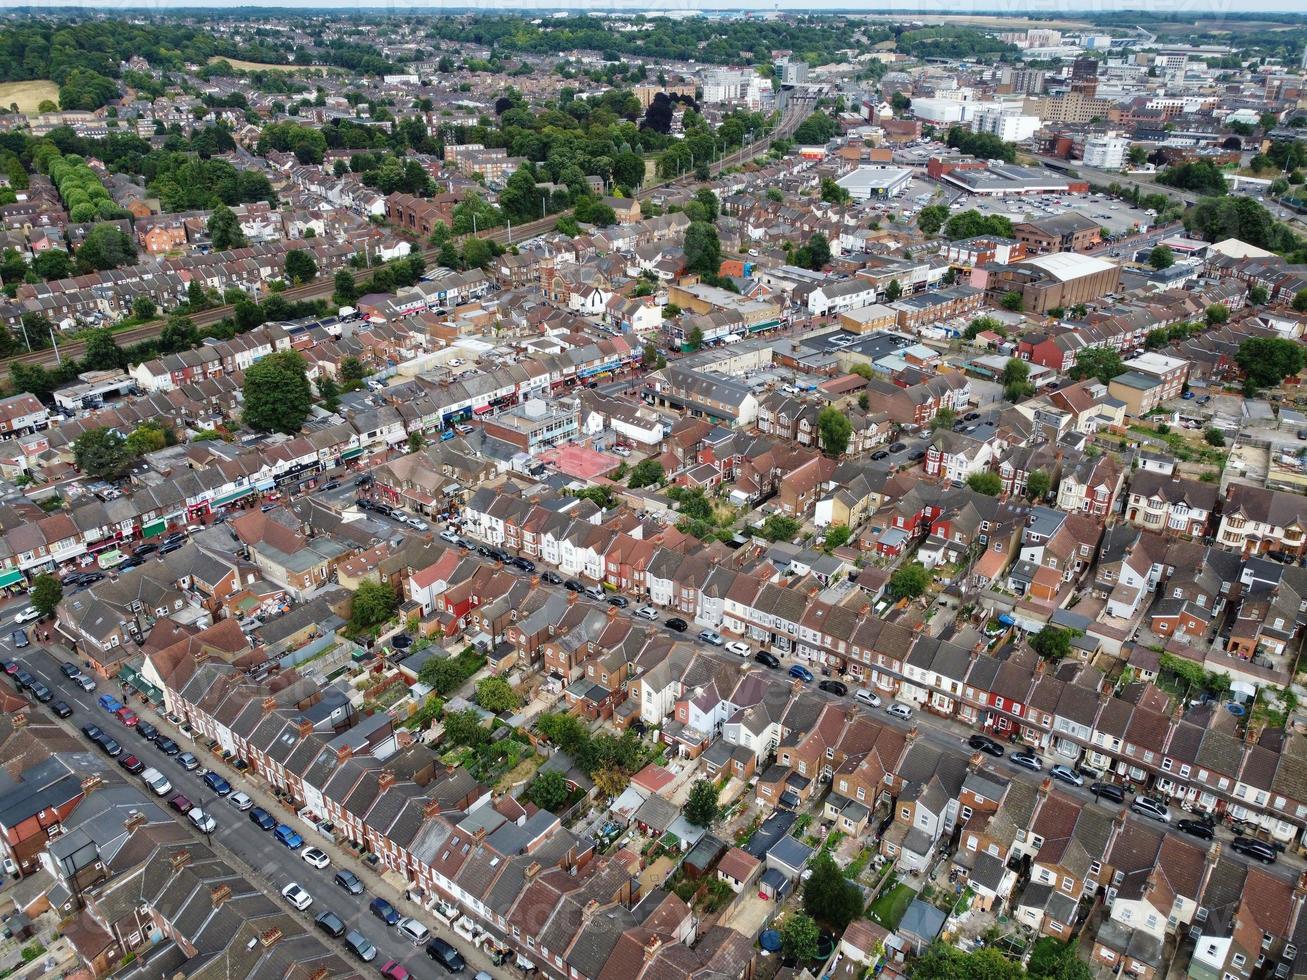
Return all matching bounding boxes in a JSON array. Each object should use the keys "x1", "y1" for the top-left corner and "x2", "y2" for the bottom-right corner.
[{"x1": 957, "y1": 192, "x2": 1155, "y2": 236}]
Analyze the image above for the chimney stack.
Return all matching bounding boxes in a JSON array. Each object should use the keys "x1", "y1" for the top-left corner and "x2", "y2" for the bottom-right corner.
[
  {"x1": 80, "y1": 775, "x2": 105, "y2": 797},
  {"x1": 531, "y1": 575, "x2": 541, "y2": 589},
  {"x1": 378, "y1": 769, "x2": 396, "y2": 793},
  {"x1": 568, "y1": 591, "x2": 578, "y2": 606},
  {"x1": 524, "y1": 861, "x2": 542, "y2": 880},
  {"x1": 335, "y1": 744, "x2": 352, "y2": 764},
  {"x1": 262, "y1": 696, "x2": 278, "y2": 714},
  {"x1": 170, "y1": 849, "x2": 192, "y2": 872},
  {"x1": 260, "y1": 927, "x2": 283, "y2": 948},
  {"x1": 11, "y1": 712, "x2": 27, "y2": 729},
  {"x1": 210, "y1": 884, "x2": 232, "y2": 909},
  {"x1": 423, "y1": 798, "x2": 443, "y2": 818},
  {"x1": 124, "y1": 811, "x2": 148, "y2": 833},
  {"x1": 298, "y1": 718, "x2": 313, "y2": 737}
]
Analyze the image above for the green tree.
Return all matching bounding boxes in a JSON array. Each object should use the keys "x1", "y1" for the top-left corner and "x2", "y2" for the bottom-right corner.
[
  {"x1": 683, "y1": 221, "x2": 721, "y2": 276},
  {"x1": 31, "y1": 574, "x2": 62, "y2": 619},
  {"x1": 340, "y1": 356, "x2": 366, "y2": 387},
  {"x1": 159, "y1": 315, "x2": 199, "y2": 354},
  {"x1": 1294, "y1": 289, "x2": 1307, "y2": 314},
  {"x1": 803, "y1": 232, "x2": 831, "y2": 271},
  {"x1": 407, "y1": 431, "x2": 424, "y2": 454},
  {"x1": 817, "y1": 406, "x2": 851, "y2": 455},
  {"x1": 333, "y1": 269, "x2": 358, "y2": 305},
  {"x1": 918, "y1": 204, "x2": 949, "y2": 235},
  {"x1": 967, "y1": 471, "x2": 1003, "y2": 496},
  {"x1": 124, "y1": 422, "x2": 167, "y2": 456},
  {"x1": 475, "y1": 676, "x2": 520, "y2": 714},
  {"x1": 73, "y1": 428, "x2": 133, "y2": 480},
  {"x1": 1148, "y1": 244, "x2": 1174, "y2": 270},
  {"x1": 317, "y1": 375, "x2": 341, "y2": 413},
  {"x1": 628, "y1": 459, "x2": 665, "y2": 489},
  {"x1": 1205, "y1": 303, "x2": 1229, "y2": 326},
  {"x1": 82, "y1": 328, "x2": 122, "y2": 371},
  {"x1": 1070, "y1": 347, "x2": 1124, "y2": 385},
  {"x1": 759, "y1": 514, "x2": 801, "y2": 542},
  {"x1": 131, "y1": 295, "x2": 157, "y2": 321},
  {"x1": 912, "y1": 943, "x2": 1025, "y2": 980},
  {"x1": 885, "y1": 278, "x2": 903, "y2": 301},
  {"x1": 350, "y1": 580, "x2": 398, "y2": 629},
  {"x1": 683, "y1": 779, "x2": 719, "y2": 828},
  {"x1": 803, "y1": 850, "x2": 864, "y2": 929},
  {"x1": 525, "y1": 770, "x2": 570, "y2": 811},
  {"x1": 76, "y1": 223, "x2": 136, "y2": 273},
  {"x1": 1236, "y1": 336, "x2": 1305, "y2": 392},
  {"x1": 207, "y1": 203, "x2": 246, "y2": 250},
  {"x1": 824, "y1": 524, "x2": 852, "y2": 550},
  {"x1": 888, "y1": 561, "x2": 930, "y2": 601},
  {"x1": 1248, "y1": 284, "x2": 1269, "y2": 305},
  {"x1": 1000, "y1": 290, "x2": 1024, "y2": 312},
  {"x1": 443, "y1": 707, "x2": 489, "y2": 748},
  {"x1": 686, "y1": 324, "x2": 704, "y2": 351},
  {"x1": 1028, "y1": 939, "x2": 1093, "y2": 980},
  {"x1": 284, "y1": 248, "x2": 318, "y2": 284},
  {"x1": 931, "y1": 407, "x2": 957, "y2": 431},
  {"x1": 781, "y1": 913, "x2": 819, "y2": 963},
  {"x1": 1032, "y1": 626, "x2": 1074, "y2": 661},
  {"x1": 243, "y1": 351, "x2": 312, "y2": 433},
  {"x1": 1027, "y1": 469, "x2": 1051, "y2": 501},
  {"x1": 1204, "y1": 427, "x2": 1225, "y2": 447}
]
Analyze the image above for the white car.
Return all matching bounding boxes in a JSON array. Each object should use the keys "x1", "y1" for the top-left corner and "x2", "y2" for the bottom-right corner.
[
  {"x1": 301, "y1": 847, "x2": 330, "y2": 869},
  {"x1": 227, "y1": 792, "x2": 254, "y2": 811},
  {"x1": 187, "y1": 808, "x2": 216, "y2": 834},
  {"x1": 406, "y1": 516, "x2": 429, "y2": 531},
  {"x1": 725, "y1": 640, "x2": 751, "y2": 657},
  {"x1": 281, "y1": 882, "x2": 313, "y2": 911},
  {"x1": 439, "y1": 529, "x2": 460, "y2": 544},
  {"x1": 886, "y1": 702, "x2": 913, "y2": 720},
  {"x1": 634, "y1": 606, "x2": 659, "y2": 621},
  {"x1": 854, "y1": 688, "x2": 881, "y2": 708},
  {"x1": 13, "y1": 607, "x2": 39, "y2": 624},
  {"x1": 612, "y1": 446, "x2": 631, "y2": 457}
]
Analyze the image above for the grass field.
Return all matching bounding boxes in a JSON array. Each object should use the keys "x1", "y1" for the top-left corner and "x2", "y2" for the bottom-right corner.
[
  {"x1": 207, "y1": 57, "x2": 314, "y2": 73},
  {"x1": 868, "y1": 881, "x2": 917, "y2": 930},
  {"x1": 0, "y1": 80, "x2": 60, "y2": 114}
]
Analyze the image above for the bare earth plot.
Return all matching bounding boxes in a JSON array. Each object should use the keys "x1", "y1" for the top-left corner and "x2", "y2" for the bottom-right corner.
[{"x1": 0, "y1": 80, "x2": 59, "y2": 113}]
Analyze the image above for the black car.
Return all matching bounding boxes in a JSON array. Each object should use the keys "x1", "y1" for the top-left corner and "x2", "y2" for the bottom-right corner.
[
  {"x1": 542, "y1": 571, "x2": 563, "y2": 585},
  {"x1": 870, "y1": 450, "x2": 890, "y2": 461},
  {"x1": 133, "y1": 544, "x2": 157, "y2": 558},
  {"x1": 818, "y1": 680, "x2": 848, "y2": 697},
  {"x1": 80, "y1": 572, "x2": 105, "y2": 587},
  {"x1": 334, "y1": 870, "x2": 365, "y2": 895},
  {"x1": 1231, "y1": 837, "x2": 1278, "y2": 864},
  {"x1": 82, "y1": 724, "x2": 104, "y2": 742},
  {"x1": 754, "y1": 651, "x2": 781, "y2": 669},
  {"x1": 248, "y1": 806, "x2": 277, "y2": 831},
  {"x1": 664, "y1": 617, "x2": 688, "y2": 633},
  {"x1": 12, "y1": 669, "x2": 33, "y2": 689},
  {"x1": 426, "y1": 938, "x2": 466, "y2": 973},
  {"x1": 98, "y1": 736, "x2": 122, "y2": 758},
  {"x1": 29, "y1": 680, "x2": 52, "y2": 702},
  {"x1": 910, "y1": 449, "x2": 926, "y2": 461},
  {"x1": 155, "y1": 736, "x2": 180, "y2": 755},
  {"x1": 60, "y1": 661, "x2": 81, "y2": 678},
  {"x1": 563, "y1": 579, "x2": 583, "y2": 592},
  {"x1": 136, "y1": 721, "x2": 159, "y2": 741},
  {"x1": 489, "y1": 548, "x2": 511, "y2": 564},
  {"x1": 162, "y1": 532, "x2": 186, "y2": 547},
  {"x1": 322, "y1": 481, "x2": 340, "y2": 492},
  {"x1": 1089, "y1": 782, "x2": 1126, "y2": 804},
  {"x1": 888, "y1": 442, "x2": 906, "y2": 453},
  {"x1": 118, "y1": 557, "x2": 144, "y2": 571},
  {"x1": 963, "y1": 412, "x2": 980, "y2": 422},
  {"x1": 476, "y1": 545, "x2": 495, "y2": 559},
  {"x1": 51, "y1": 700, "x2": 73, "y2": 718},
  {"x1": 315, "y1": 911, "x2": 347, "y2": 939},
  {"x1": 607, "y1": 595, "x2": 629, "y2": 608},
  {"x1": 159, "y1": 541, "x2": 184, "y2": 556},
  {"x1": 1177, "y1": 818, "x2": 1215, "y2": 841},
  {"x1": 510, "y1": 557, "x2": 536, "y2": 573},
  {"x1": 967, "y1": 734, "x2": 1005, "y2": 758}
]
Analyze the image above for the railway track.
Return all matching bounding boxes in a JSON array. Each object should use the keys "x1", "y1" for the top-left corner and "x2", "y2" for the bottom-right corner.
[{"x1": 3, "y1": 96, "x2": 815, "y2": 374}]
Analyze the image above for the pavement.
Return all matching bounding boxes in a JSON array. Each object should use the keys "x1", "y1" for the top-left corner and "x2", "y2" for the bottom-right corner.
[{"x1": 16, "y1": 639, "x2": 505, "y2": 980}]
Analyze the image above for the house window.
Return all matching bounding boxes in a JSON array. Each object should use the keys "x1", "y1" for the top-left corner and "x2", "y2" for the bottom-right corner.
[
  {"x1": 901, "y1": 807, "x2": 911, "y2": 821},
  {"x1": 1233, "y1": 955, "x2": 1247, "y2": 968}
]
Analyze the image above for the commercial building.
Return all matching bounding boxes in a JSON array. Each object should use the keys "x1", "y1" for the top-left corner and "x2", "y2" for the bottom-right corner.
[
  {"x1": 929, "y1": 157, "x2": 1089, "y2": 197},
  {"x1": 1082, "y1": 134, "x2": 1129, "y2": 170},
  {"x1": 1022, "y1": 90, "x2": 1114, "y2": 125},
  {"x1": 1012, "y1": 213, "x2": 1103, "y2": 254},
  {"x1": 481, "y1": 398, "x2": 580, "y2": 453},
  {"x1": 976, "y1": 252, "x2": 1121, "y2": 315},
  {"x1": 834, "y1": 166, "x2": 912, "y2": 201},
  {"x1": 971, "y1": 106, "x2": 1042, "y2": 143},
  {"x1": 703, "y1": 68, "x2": 768, "y2": 110}
]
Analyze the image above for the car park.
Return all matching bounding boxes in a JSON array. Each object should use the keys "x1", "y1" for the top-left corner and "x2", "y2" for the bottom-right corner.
[
  {"x1": 1231, "y1": 837, "x2": 1277, "y2": 863},
  {"x1": 1050, "y1": 764, "x2": 1082, "y2": 787},
  {"x1": 1130, "y1": 797, "x2": 1171, "y2": 823},
  {"x1": 967, "y1": 734, "x2": 1004, "y2": 757},
  {"x1": 275, "y1": 824, "x2": 304, "y2": 849},
  {"x1": 227, "y1": 792, "x2": 253, "y2": 811},
  {"x1": 886, "y1": 702, "x2": 913, "y2": 720},
  {"x1": 334, "y1": 869, "x2": 364, "y2": 895},
  {"x1": 788, "y1": 664, "x2": 813, "y2": 682},
  {"x1": 249, "y1": 807, "x2": 277, "y2": 831},
  {"x1": 302, "y1": 847, "x2": 330, "y2": 869},
  {"x1": 281, "y1": 882, "x2": 313, "y2": 911}
]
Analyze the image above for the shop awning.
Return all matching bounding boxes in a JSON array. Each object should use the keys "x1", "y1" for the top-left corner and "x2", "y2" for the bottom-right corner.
[
  {"x1": 0, "y1": 568, "x2": 23, "y2": 588},
  {"x1": 142, "y1": 519, "x2": 166, "y2": 538},
  {"x1": 119, "y1": 664, "x2": 162, "y2": 704},
  {"x1": 340, "y1": 446, "x2": 365, "y2": 461},
  {"x1": 473, "y1": 405, "x2": 492, "y2": 415},
  {"x1": 212, "y1": 487, "x2": 254, "y2": 507}
]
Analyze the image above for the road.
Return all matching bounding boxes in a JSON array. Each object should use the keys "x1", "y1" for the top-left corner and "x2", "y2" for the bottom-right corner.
[
  {"x1": 5, "y1": 96, "x2": 817, "y2": 374},
  {"x1": 10, "y1": 635, "x2": 461, "y2": 979},
  {"x1": 1030, "y1": 154, "x2": 1202, "y2": 207}
]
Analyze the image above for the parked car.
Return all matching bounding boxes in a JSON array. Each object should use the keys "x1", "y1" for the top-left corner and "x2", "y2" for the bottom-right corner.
[
  {"x1": 75, "y1": 674, "x2": 96, "y2": 692},
  {"x1": 302, "y1": 847, "x2": 330, "y2": 869},
  {"x1": 788, "y1": 664, "x2": 813, "y2": 682},
  {"x1": 249, "y1": 807, "x2": 277, "y2": 831},
  {"x1": 201, "y1": 771, "x2": 232, "y2": 796},
  {"x1": 155, "y1": 736, "x2": 180, "y2": 755},
  {"x1": 370, "y1": 897, "x2": 401, "y2": 926},
  {"x1": 1231, "y1": 836, "x2": 1277, "y2": 864},
  {"x1": 97, "y1": 694, "x2": 122, "y2": 713},
  {"x1": 13, "y1": 606, "x2": 39, "y2": 624},
  {"x1": 118, "y1": 754, "x2": 145, "y2": 774},
  {"x1": 541, "y1": 571, "x2": 564, "y2": 585},
  {"x1": 562, "y1": 579, "x2": 583, "y2": 593},
  {"x1": 334, "y1": 869, "x2": 365, "y2": 895},
  {"x1": 725, "y1": 640, "x2": 750, "y2": 657},
  {"x1": 818, "y1": 680, "x2": 847, "y2": 696},
  {"x1": 98, "y1": 736, "x2": 122, "y2": 758},
  {"x1": 439, "y1": 529, "x2": 460, "y2": 544},
  {"x1": 854, "y1": 688, "x2": 881, "y2": 708},
  {"x1": 967, "y1": 734, "x2": 1004, "y2": 758},
  {"x1": 886, "y1": 702, "x2": 913, "y2": 720},
  {"x1": 227, "y1": 792, "x2": 253, "y2": 811},
  {"x1": 397, "y1": 918, "x2": 431, "y2": 946},
  {"x1": 60, "y1": 661, "x2": 81, "y2": 679},
  {"x1": 9, "y1": 629, "x2": 27, "y2": 648},
  {"x1": 1177, "y1": 818, "x2": 1215, "y2": 841},
  {"x1": 168, "y1": 794, "x2": 193, "y2": 814},
  {"x1": 1010, "y1": 751, "x2": 1043, "y2": 772},
  {"x1": 177, "y1": 752, "x2": 199, "y2": 771},
  {"x1": 51, "y1": 700, "x2": 73, "y2": 718},
  {"x1": 274, "y1": 824, "x2": 304, "y2": 849},
  {"x1": 697, "y1": 629, "x2": 725, "y2": 646},
  {"x1": 634, "y1": 605, "x2": 659, "y2": 620},
  {"x1": 754, "y1": 651, "x2": 780, "y2": 668},
  {"x1": 281, "y1": 882, "x2": 313, "y2": 911},
  {"x1": 1130, "y1": 797, "x2": 1171, "y2": 823},
  {"x1": 380, "y1": 961, "x2": 412, "y2": 980},
  {"x1": 115, "y1": 707, "x2": 139, "y2": 727},
  {"x1": 315, "y1": 911, "x2": 346, "y2": 939},
  {"x1": 606, "y1": 594, "x2": 628, "y2": 608},
  {"x1": 135, "y1": 721, "x2": 158, "y2": 741},
  {"x1": 28, "y1": 681, "x2": 51, "y2": 703},
  {"x1": 664, "y1": 618, "x2": 688, "y2": 633},
  {"x1": 344, "y1": 930, "x2": 377, "y2": 963},
  {"x1": 141, "y1": 768, "x2": 172, "y2": 797},
  {"x1": 1050, "y1": 764, "x2": 1083, "y2": 787},
  {"x1": 1090, "y1": 783, "x2": 1126, "y2": 804},
  {"x1": 426, "y1": 938, "x2": 466, "y2": 973},
  {"x1": 583, "y1": 585, "x2": 605, "y2": 601}
]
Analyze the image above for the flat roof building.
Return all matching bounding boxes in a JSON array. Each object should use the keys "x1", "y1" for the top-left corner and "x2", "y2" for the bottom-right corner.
[{"x1": 834, "y1": 166, "x2": 913, "y2": 200}]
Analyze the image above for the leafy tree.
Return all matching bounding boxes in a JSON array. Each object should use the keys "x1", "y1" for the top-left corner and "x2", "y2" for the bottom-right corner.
[
  {"x1": 1157, "y1": 159, "x2": 1228, "y2": 196},
  {"x1": 1205, "y1": 303, "x2": 1229, "y2": 326},
  {"x1": 1204, "y1": 427, "x2": 1225, "y2": 447},
  {"x1": 819, "y1": 176, "x2": 850, "y2": 205},
  {"x1": 944, "y1": 210, "x2": 1013, "y2": 240},
  {"x1": 243, "y1": 351, "x2": 312, "y2": 433},
  {"x1": 73, "y1": 428, "x2": 133, "y2": 480},
  {"x1": 535, "y1": 711, "x2": 589, "y2": 756},
  {"x1": 627, "y1": 459, "x2": 665, "y2": 489},
  {"x1": 82, "y1": 328, "x2": 122, "y2": 371},
  {"x1": 1236, "y1": 336, "x2": 1305, "y2": 392},
  {"x1": 684, "y1": 221, "x2": 722, "y2": 276},
  {"x1": 801, "y1": 232, "x2": 831, "y2": 271},
  {"x1": 475, "y1": 676, "x2": 519, "y2": 714},
  {"x1": 284, "y1": 248, "x2": 318, "y2": 284},
  {"x1": 31, "y1": 574, "x2": 62, "y2": 618},
  {"x1": 918, "y1": 204, "x2": 949, "y2": 235},
  {"x1": 1027, "y1": 469, "x2": 1051, "y2": 501},
  {"x1": 160, "y1": 315, "x2": 199, "y2": 354},
  {"x1": 759, "y1": 513, "x2": 800, "y2": 542},
  {"x1": 912, "y1": 943, "x2": 1025, "y2": 980},
  {"x1": 1070, "y1": 347, "x2": 1124, "y2": 386},
  {"x1": 885, "y1": 279, "x2": 903, "y2": 301},
  {"x1": 931, "y1": 407, "x2": 957, "y2": 431},
  {"x1": 817, "y1": 406, "x2": 851, "y2": 456},
  {"x1": 207, "y1": 203, "x2": 247, "y2": 250},
  {"x1": 967, "y1": 471, "x2": 1003, "y2": 496},
  {"x1": 1294, "y1": 289, "x2": 1307, "y2": 314},
  {"x1": 683, "y1": 779, "x2": 719, "y2": 828},
  {"x1": 442, "y1": 707, "x2": 489, "y2": 748},
  {"x1": 350, "y1": 580, "x2": 398, "y2": 629},
  {"x1": 1000, "y1": 290, "x2": 1024, "y2": 312},
  {"x1": 1148, "y1": 244, "x2": 1174, "y2": 270},
  {"x1": 888, "y1": 561, "x2": 930, "y2": 601},
  {"x1": 317, "y1": 375, "x2": 341, "y2": 413},
  {"x1": 1248, "y1": 284, "x2": 1269, "y2": 305},
  {"x1": 124, "y1": 422, "x2": 167, "y2": 457},
  {"x1": 334, "y1": 269, "x2": 358, "y2": 306},
  {"x1": 1028, "y1": 939, "x2": 1093, "y2": 980},
  {"x1": 1032, "y1": 626, "x2": 1074, "y2": 661},
  {"x1": 824, "y1": 524, "x2": 852, "y2": 550},
  {"x1": 76, "y1": 223, "x2": 136, "y2": 273},
  {"x1": 686, "y1": 324, "x2": 704, "y2": 351},
  {"x1": 31, "y1": 249, "x2": 72, "y2": 281},
  {"x1": 781, "y1": 913, "x2": 819, "y2": 963},
  {"x1": 525, "y1": 770, "x2": 570, "y2": 811},
  {"x1": 803, "y1": 850, "x2": 864, "y2": 929}
]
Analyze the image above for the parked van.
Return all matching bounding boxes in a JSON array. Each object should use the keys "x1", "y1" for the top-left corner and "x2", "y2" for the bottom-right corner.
[{"x1": 140, "y1": 768, "x2": 173, "y2": 797}]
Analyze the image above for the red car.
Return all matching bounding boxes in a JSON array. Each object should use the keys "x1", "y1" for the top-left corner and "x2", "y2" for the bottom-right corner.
[
  {"x1": 379, "y1": 963, "x2": 411, "y2": 980},
  {"x1": 116, "y1": 707, "x2": 139, "y2": 727},
  {"x1": 118, "y1": 754, "x2": 144, "y2": 774},
  {"x1": 167, "y1": 793, "x2": 193, "y2": 814}
]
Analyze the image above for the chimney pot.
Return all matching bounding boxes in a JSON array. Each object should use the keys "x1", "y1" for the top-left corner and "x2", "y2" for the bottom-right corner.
[
  {"x1": 378, "y1": 769, "x2": 396, "y2": 793},
  {"x1": 124, "y1": 811, "x2": 148, "y2": 833},
  {"x1": 80, "y1": 775, "x2": 104, "y2": 796},
  {"x1": 260, "y1": 927, "x2": 283, "y2": 947},
  {"x1": 210, "y1": 884, "x2": 232, "y2": 908},
  {"x1": 262, "y1": 696, "x2": 278, "y2": 713},
  {"x1": 170, "y1": 849, "x2": 191, "y2": 872},
  {"x1": 298, "y1": 718, "x2": 313, "y2": 737}
]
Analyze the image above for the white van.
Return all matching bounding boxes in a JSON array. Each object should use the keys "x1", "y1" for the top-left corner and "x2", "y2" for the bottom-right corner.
[{"x1": 141, "y1": 768, "x2": 172, "y2": 797}]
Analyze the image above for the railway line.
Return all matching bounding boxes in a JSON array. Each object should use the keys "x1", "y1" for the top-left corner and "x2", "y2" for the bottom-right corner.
[{"x1": 2, "y1": 95, "x2": 816, "y2": 374}]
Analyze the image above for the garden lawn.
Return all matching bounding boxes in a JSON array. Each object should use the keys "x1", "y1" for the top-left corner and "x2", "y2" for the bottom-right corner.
[{"x1": 868, "y1": 882, "x2": 916, "y2": 930}]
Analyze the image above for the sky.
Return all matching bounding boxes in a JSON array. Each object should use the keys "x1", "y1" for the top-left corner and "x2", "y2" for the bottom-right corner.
[{"x1": 4, "y1": 0, "x2": 1304, "y2": 12}]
